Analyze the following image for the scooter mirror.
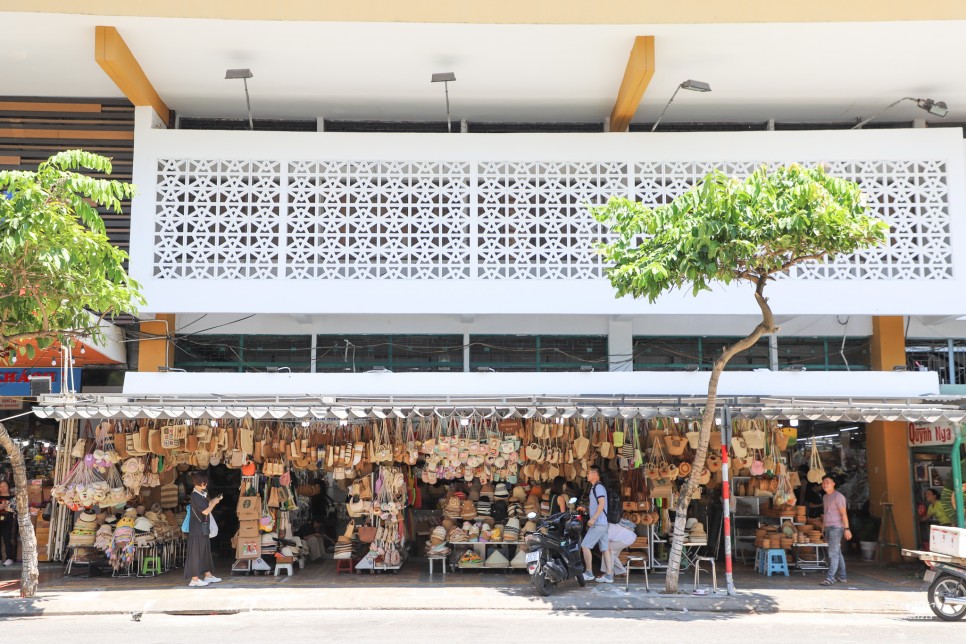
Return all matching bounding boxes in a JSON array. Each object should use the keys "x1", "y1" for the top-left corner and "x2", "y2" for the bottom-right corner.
[{"x1": 526, "y1": 512, "x2": 537, "y2": 519}]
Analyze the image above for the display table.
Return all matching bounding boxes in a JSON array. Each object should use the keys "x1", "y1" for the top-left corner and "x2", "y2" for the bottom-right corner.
[
  {"x1": 791, "y1": 543, "x2": 829, "y2": 572},
  {"x1": 680, "y1": 542, "x2": 707, "y2": 570},
  {"x1": 450, "y1": 540, "x2": 528, "y2": 570},
  {"x1": 356, "y1": 550, "x2": 408, "y2": 573}
]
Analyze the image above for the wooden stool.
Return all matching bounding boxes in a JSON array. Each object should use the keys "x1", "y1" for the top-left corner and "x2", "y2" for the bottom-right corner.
[{"x1": 335, "y1": 558, "x2": 355, "y2": 574}]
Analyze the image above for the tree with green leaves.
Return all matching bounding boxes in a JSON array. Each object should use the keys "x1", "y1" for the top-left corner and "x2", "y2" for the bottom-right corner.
[
  {"x1": 0, "y1": 150, "x2": 144, "y2": 597},
  {"x1": 593, "y1": 164, "x2": 888, "y2": 594}
]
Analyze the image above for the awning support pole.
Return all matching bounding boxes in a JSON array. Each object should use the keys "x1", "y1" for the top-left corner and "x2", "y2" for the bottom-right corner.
[
  {"x1": 953, "y1": 423, "x2": 964, "y2": 529},
  {"x1": 721, "y1": 405, "x2": 736, "y2": 595}
]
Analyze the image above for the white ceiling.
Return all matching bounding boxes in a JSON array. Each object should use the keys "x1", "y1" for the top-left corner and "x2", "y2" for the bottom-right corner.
[{"x1": 3, "y1": 12, "x2": 966, "y2": 125}]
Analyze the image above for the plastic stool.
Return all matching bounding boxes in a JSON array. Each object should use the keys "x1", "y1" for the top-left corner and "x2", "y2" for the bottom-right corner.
[
  {"x1": 274, "y1": 562, "x2": 294, "y2": 576},
  {"x1": 335, "y1": 558, "x2": 355, "y2": 574},
  {"x1": 693, "y1": 556, "x2": 717, "y2": 592},
  {"x1": 141, "y1": 556, "x2": 163, "y2": 576},
  {"x1": 765, "y1": 549, "x2": 789, "y2": 577},
  {"x1": 428, "y1": 556, "x2": 447, "y2": 576},
  {"x1": 755, "y1": 547, "x2": 768, "y2": 574}
]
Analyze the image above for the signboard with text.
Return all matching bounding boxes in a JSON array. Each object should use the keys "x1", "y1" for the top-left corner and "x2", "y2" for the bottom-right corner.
[
  {"x1": 0, "y1": 397, "x2": 23, "y2": 410},
  {"x1": 907, "y1": 420, "x2": 958, "y2": 448},
  {"x1": 0, "y1": 368, "x2": 81, "y2": 397}
]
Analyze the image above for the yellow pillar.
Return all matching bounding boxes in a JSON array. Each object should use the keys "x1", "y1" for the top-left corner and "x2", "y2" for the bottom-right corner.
[
  {"x1": 866, "y1": 316, "x2": 916, "y2": 557},
  {"x1": 138, "y1": 314, "x2": 176, "y2": 372}
]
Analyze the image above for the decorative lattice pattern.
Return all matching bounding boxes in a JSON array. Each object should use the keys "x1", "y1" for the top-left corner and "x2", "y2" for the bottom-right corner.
[
  {"x1": 153, "y1": 157, "x2": 952, "y2": 281},
  {"x1": 154, "y1": 160, "x2": 282, "y2": 279},
  {"x1": 633, "y1": 160, "x2": 952, "y2": 280},
  {"x1": 477, "y1": 162, "x2": 627, "y2": 279},
  {"x1": 286, "y1": 161, "x2": 472, "y2": 279}
]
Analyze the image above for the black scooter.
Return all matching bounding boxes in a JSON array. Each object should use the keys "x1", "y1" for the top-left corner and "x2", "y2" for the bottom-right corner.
[
  {"x1": 904, "y1": 548, "x2": 966, "y2": 621},
  {"x1": 525, "y1": 498, "x2": 587, "y2": 596}
]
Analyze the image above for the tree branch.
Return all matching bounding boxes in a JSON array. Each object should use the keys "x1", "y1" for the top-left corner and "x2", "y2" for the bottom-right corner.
[{"x1": 780, "y1": 253, "x2": 826, "y2": 272}]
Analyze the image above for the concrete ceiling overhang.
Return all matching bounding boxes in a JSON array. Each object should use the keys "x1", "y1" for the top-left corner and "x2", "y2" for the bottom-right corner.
[{"x1": 2, "y1": 12, "x2": 966, "y2": 125}]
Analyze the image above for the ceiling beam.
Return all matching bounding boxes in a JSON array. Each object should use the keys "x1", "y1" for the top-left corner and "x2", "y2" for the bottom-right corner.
[
  {"x1": 608, "y1": 36, "x2": 655, "y2": 133},
  {"x1": 94, "y1": 26, "x2": 170, "y2": 124}
]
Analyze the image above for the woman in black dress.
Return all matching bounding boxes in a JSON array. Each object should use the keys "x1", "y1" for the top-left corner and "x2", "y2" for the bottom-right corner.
[
  {"x1": 0, "y1": 480, "x2": 16, "y2": 566},
  {"x1": 185, "y1": 471, "x2": 223, "y2": 587}
]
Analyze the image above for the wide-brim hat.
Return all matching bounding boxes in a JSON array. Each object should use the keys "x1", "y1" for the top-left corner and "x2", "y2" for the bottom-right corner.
[{"x1": 512, "y1": 486, "x2": 527, "y2": 501}]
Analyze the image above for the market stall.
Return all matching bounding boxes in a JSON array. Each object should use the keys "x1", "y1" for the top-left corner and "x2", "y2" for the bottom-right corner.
[{"x1": 31, "y1": 370, "x2": 966, "y2": 587}]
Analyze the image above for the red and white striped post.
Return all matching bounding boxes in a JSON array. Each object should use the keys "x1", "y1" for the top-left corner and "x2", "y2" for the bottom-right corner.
[{"x1": 720, "y1": 405, "x2": 736, "y2": 595}]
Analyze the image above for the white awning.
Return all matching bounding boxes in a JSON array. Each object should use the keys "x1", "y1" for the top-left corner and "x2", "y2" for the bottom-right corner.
[
  {"x1": 29, "y1": 370, "x2": 966, "y2": 423},
  {"x1": 120, "y1": 370, "x2": 942, "y2": 399}
]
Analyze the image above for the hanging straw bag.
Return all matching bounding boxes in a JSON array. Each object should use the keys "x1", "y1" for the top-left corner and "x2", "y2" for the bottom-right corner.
[{"x1": 806, "y1": 438, "x2": 826, "y2": 483}]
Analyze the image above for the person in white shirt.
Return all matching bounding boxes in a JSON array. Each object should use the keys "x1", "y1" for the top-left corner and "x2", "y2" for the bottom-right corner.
[{"x1": 608, "y1": 521, "x2": 638, "y2": 574}]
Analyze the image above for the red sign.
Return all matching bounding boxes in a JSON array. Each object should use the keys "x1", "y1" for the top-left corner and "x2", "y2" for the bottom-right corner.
[{"x1": 907, "y1": 421, "x2": 957, "y2": 448}]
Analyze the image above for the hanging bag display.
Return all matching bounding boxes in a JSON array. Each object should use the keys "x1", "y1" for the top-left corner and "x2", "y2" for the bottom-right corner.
[
  {"x1": 806, "y1": 438, "x2": 826, "y2": 483},
  {"x1": 742, "y1": 418, "x2": 767, "y2": 450},
  {"x1": 612, "y1": 418, "x2": 625, "y2": 449}
]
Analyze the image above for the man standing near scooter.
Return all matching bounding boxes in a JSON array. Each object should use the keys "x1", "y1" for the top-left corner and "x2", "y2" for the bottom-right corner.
[{"x1": 581, "y1": 466, "x2": 614, "y2": 583}]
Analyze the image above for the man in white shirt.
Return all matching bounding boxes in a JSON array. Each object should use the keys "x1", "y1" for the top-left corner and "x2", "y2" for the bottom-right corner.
[{"x1": 608, "y1": 522, "x2": 638, "y2": 575}]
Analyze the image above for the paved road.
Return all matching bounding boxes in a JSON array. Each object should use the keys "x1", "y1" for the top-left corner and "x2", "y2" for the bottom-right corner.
[{"x1": 1, "y1": 608, "x2": 958, "y2": 643}]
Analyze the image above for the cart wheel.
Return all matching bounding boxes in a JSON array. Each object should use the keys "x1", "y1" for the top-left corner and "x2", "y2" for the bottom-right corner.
[{"x1": 928, "y1": 574, "x2": 966, "y2": 621}]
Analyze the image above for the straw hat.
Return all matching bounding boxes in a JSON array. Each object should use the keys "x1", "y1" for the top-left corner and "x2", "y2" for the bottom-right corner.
[
  {"x1": 511, "y1": 486, "x2": 527, "y2": 501},
  {"x1": 484, "y1": 550, "x2": 509, "y2": 567}
]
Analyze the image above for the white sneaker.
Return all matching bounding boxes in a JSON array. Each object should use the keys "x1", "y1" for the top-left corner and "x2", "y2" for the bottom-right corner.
[
  {"x1": 188, "y1": 579, "x2": 209, "y2": 587},
  {"x1": 3, "y1": 559, "x2": 13, "y2": 566},
  {"x1": 581, "y1": 571, "x2": 595, "y2": 581},
  {"x1": 204, "y1": 576, "x2": 222, "y2": 583}
]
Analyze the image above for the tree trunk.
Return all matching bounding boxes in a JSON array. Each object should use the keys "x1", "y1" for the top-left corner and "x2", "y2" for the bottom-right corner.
[
  {"x1": 0, "y1": 423, "x2": 40, "y2": 598},
  {"x1": 663, "y1": 281, "x2": 777, "y2": 593}
]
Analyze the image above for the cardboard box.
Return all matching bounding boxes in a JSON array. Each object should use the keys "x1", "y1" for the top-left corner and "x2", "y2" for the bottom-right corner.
[
  {"x1": 236, "y1": 537, "x2": 261, "y2": 560},
  {"x1": 930, "y1": 525, "x2": 966, "y2": 558},
  {"x1": 237, "y1": 496, "x2": 261, "y2": 520},
  {"x1": 238, "y1": 520, "x2": 260, "y2": 538}
]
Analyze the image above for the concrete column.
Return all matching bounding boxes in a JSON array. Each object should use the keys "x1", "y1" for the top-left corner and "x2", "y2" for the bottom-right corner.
[
  {"x1": 138, "y1": 314, "x2": 176, "y2": 372},
  {"x1": 866, "y1": 316, "x2": 916, "y2": 557},
  {"x1": 608, "y1": 318, "x2": 633, "y2": 372}
]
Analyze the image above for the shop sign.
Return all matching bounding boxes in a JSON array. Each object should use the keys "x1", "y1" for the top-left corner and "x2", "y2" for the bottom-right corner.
[
  {"x1": 0, "y1": 397, "x2": 23, "y2": 410},
  {"x1": 907, "y1": 420, "x2": 957, "y2": 448},
  {"x1": 0, "y1": 368, "x2": 81, "y2": 396}
]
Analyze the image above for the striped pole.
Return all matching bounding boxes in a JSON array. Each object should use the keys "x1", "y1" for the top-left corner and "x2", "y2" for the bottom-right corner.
[{"x1": 721, "y1": 406, "x2": 736, "y2": 595}]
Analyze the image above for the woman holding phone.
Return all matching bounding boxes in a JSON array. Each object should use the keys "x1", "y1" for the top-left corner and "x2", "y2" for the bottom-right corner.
[{"x1": 185, "y1": 471, "x2": 223, "y2": 587}]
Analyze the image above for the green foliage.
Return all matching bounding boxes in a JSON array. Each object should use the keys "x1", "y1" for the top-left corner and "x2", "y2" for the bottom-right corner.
[
  {"x1": 593, "y1": 164, "x2": 889, "y2": 302},
  {"x1": 0, "y1": 150, "x2": 145, "y2": 356}
]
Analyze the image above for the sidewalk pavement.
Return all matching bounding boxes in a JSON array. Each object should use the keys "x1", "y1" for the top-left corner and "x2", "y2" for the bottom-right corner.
[{"x1": 0, "y1": 556, "x2": 933, "y2": 619}]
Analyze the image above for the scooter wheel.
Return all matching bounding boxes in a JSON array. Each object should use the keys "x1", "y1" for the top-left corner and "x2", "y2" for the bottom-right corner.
[
  {"x1": 928, "y1": 574, "x2": 966, "y2": 621},
  {"x1": 576, "y1": 574, "x2": 586, "y2": 587},
  {"x1": 532, "y1": 571, "x2": 556, "y2": 597}
]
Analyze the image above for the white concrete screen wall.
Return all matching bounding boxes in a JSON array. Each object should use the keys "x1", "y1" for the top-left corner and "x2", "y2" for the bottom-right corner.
[{"x1": 129, "y1": 109, "x2": 966, "y2": 316}]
